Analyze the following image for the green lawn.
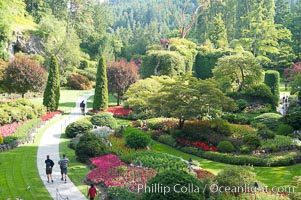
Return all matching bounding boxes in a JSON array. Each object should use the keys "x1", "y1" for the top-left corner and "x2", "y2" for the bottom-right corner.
[
  {"x1": 0, "y1": 117, "x2": 61, "y2": 200},
  {"x1": 152, "y1": 141, "x2": 301, "y2": 187},
  {"x1": 59, "y1": 134, "x2": 90, "y2": 195}
]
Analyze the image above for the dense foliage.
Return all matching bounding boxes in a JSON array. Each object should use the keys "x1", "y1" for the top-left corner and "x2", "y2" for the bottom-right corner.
[
  {"x1": 65, "y1": 118, "x2": 93, "y2": 138},
  {"x1": 93, "y1": 55, "x2": 108, "y2": 111},
  {"x1": 43, "y1": 55, "x2": 60, "y2": 111},
  {"x1": 3, "y1": 54, "x2": 46, "y2": 97},
  {"x1": 124, "y1": 127, "x2": 150, "y2": 149},
  {"x1": 75, "y1": 133, "x2": 108, "y2": 162},
  {"x1": 90, "y1": 112, "x2": 117, "y2": 129}
]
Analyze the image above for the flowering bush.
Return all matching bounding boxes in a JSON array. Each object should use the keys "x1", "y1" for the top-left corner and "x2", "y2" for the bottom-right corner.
[
  {"x1": 87, "y1": 154, "x2": 157, "y2": 192},
  {"x1": 176, "y1": 138, "x2": 217, "y2": 151}
]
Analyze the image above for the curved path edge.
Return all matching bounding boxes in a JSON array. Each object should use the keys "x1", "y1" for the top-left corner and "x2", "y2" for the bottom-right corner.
[{"x1": 37, "y1": 94, "x2": 92, "y2": 200}]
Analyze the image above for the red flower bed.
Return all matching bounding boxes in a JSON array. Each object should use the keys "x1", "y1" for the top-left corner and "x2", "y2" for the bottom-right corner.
[
  {"x1": 40, "y1": 110, "x2": 62, "y2": 121},
  {"x1": 176, "y1": 138, "x2": 217, "y2": 151},
  {"x1": 0, "y1": 121, "x2": 27, "y2": 138},
  {"x1": 87, "y1": 154, "x2": 156, "y2": 192},
  {"x1": 88, "y1": 106, "x2": 132, "y2": 117}
]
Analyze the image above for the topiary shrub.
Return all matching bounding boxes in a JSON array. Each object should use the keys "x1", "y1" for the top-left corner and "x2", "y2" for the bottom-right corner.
[
  {"x1": 65, "y1": 118, "x2": 93, "y2": 138},
  {"x1": 124, "y1": 127, "x2": 150, "y2": 149},
  {"x1": 67, "y1": 73, "x2": 92, "y2": 90},
  {"x1": 217, "y1": 141, "x2": 235, "y2": 153},
  {"x1": 252, "y1": 113, "x2": 283, "y2": 131},
  {"x1": 264, "y1": 70, "x2": 280, "y2": 104},
  {"x1": 243, "y1": 134, "x2": 261, "y2": 150},
  {"x1": 158, "y1": 134, "x2": 177, "y2": 147},
  {"x1": 90, "y1": 112, "x2": 117, "y2": 129},
  {"x1": 277, "y1": 124, "x2": 294, "y2": 136},
  {"x1": 75, "y1": 133, "x2": 108, "y2": 163},
  {"x1": 3, "y1": 135, "x2": 18, "y2": 145},
  {"x1": 142, "y1": 170, "x2": 205, "y2": 200}
]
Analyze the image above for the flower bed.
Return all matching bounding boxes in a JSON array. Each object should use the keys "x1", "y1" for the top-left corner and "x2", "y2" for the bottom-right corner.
[
  {"x1": 87, "y1": 154, "x2": 156, "y2": 192},
  {"x1": 40, "y1": 110, "x2": 62, "y2": 121},
  {"x1": 176, "y1": 138, "x2": 217, "y2": 151},
  {"x1": 0, "y1": 121, "x2": 28, "y2": 138},
  {"x1": 88, "y1": 106, "x2": 132, "y2": 117},
  {"x1": 0, "y1": 110, "x2": 61, "y2": 139}
]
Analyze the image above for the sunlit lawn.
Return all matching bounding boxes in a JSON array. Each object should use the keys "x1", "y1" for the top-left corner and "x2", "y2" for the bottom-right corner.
[
  {"x1": 152, "y1": 141, "x2": 301, "y2": 187},
  {"x1": 0, "y1": 117, "x2": 61, "y2": 200}
]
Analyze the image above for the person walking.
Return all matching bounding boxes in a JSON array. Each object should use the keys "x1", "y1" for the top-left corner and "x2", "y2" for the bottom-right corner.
[
  {"x1": 45, "y1": 155, "x2": 54, "y2": 183},
  {"x1": 80, "y1": 100, "x2": 85, "y2": 115},
  {"x1": 58, "y1": 154, "x2": 69, "y2": 183},
  {"x1": 87, "y1": 184, "x2": 98, "y2": 200}
]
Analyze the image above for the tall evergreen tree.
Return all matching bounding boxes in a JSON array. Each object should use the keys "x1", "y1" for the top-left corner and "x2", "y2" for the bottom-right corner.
[
  {"x1": 93, "y1": 55, "x2": 108, "y2": 111},
  {"x1": 209, "y1": 13, "x2": 228, "y2": 48},
  {"x1": 43, "y1": 54, "x2": 60, "y2": 111}
]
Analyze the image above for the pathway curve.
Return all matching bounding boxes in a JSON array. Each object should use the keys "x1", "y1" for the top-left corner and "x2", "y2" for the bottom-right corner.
[{"x1": 37, "y1": 94, "x2": 92, "y2": 200}]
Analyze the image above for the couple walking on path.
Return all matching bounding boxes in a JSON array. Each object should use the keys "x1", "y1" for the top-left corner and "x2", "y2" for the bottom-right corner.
[{"x1": 45, "y1": 154, "x2": 69, "y2": 183}]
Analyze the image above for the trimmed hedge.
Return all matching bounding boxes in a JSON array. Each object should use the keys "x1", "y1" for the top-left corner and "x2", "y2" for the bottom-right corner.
[
  {"x1": 201, "y1": 151, "x2": 298, "y2": 166},
  {"x1": 67, "y1": 73, "x2": 92, "y2": 90},
  {"x1": 158, "y1": 134, "x2": 177, "y2": 147},
  {"x1": 65, "y1": 118, "x2": 93, "y2": 138},
  {"x1": 217, "y1": 141, "x2": 234, "y2": 153},
  {"x1": 264, "y1": 70, "x2": 280, "y2": 105},
  {"x1": 90, "y1": 112, "x2": 117, "y2": 129}
]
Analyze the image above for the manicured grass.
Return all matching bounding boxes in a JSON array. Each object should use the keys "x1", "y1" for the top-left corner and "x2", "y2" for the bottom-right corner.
[
  {"x1": 86, "y1": 93, "x2": 118, "y2": 110},
  {"x1": 152, "y1": 141, "x2": 301, "y2": 187},
  {"x1": 0, "y1": 117, "x2": 62, "y2": 200},
  {"x1": 59, "y1": 134, "x2": 90, "y2": 195},
  {"x1": 29, "y1": 89, "x2": 93, "y2": 114}
]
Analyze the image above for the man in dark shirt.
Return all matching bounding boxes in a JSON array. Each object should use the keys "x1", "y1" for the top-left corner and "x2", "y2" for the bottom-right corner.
[{"x1": 45, "y1": 155, "x2": 54, "y2": 183}]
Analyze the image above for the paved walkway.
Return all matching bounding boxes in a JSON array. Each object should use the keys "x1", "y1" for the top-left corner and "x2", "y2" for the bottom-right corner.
[{"x1": 37, "y1": 94, "x2": 92, "y2": 200}]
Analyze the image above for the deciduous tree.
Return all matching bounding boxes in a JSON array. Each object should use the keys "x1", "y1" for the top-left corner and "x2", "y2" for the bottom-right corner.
[
  {"x1": 213, "y1": 53, "x2": 263, "y2": 92},
  {"x1": 107, "y1": 59, "x2": 139, "y2": 106},
  {"x1": 4, "y1": 54, "x2": 46, "y2": 98}
]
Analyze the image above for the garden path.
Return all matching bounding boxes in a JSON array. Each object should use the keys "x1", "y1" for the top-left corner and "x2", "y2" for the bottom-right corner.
[
  {"x1": 277, "y1": 91, "x2": 290, "y2": 115},
  {"x1": 37, "y1": 94, "x2": 92, "y2": 200}
]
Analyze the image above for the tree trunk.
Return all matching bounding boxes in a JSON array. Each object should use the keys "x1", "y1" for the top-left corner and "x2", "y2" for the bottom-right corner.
[
  {"x1": 117, "y1": 93, "x2": 120, "y2": 106},
  {"x1": 178, "y1": 117, "x2": 185, "y2": 129}
]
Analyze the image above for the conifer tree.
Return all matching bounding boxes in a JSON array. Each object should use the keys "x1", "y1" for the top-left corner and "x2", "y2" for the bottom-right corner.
[
  {"x1": 43, "y1": 55, "x2": 60, "y2": 111},
  {"x1": 93, "y1": 55, "x2": 108, "y2": 111}
]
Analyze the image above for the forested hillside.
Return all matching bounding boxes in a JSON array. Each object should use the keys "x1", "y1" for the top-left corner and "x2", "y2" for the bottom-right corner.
[{"x1": 0, "y1": 0, "x2": 301, "y2": 93}]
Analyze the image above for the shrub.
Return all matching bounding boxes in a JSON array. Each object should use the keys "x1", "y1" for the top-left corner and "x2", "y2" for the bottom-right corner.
[
  {"x1": 252, "y1": 113, "x2": 283, "y2": 131},
  {"x1": 277, "y1": 124, "x2": 294, "y2": 136},
  {"x1": 67, "y1": 73, "x2": 92, "y2": 90},
  {"x1": 217, "y1": 141, "x2": 235, "y2": 153},
  {"x1": 260, "y1": 135, "x2": 295, "y2": 150},
  {"x1": 75, "y1": 133, "x2": 108, "y2": 162},
  {"x1": 3, "y1": 135, "x2": 18, "y2": 145},
  {"x1": 210, "y1": 119, "x2": 232, "y2": 136},
  {"x1": 146, "y1": 118, "x2": 165, "y2": 130},
  {"x1": 229, "y1": 124, "x2": 256, "y2": 138},
  {"x1": 240, "y1": 145, "x2": 251, "y2": 154},
  {"x1": 180, "y1": 146, "x2": 202, "y2": 156},
  {"x1": 0, "y1": 110, "x2": 10, "y2": 125},
  {"x1": 282, "y1": 111, "x2": 301, "y2": 130},
  {"x1": 243, "y1": 134, "x2": 261, "y2": 150},
  {"x1": 215, "y1": 166, "x2": 256, "y2": 194},
  {"x1": 142, "y1": 170, "x2": 205, "y2": 200},
  {"x1": 235, "y1": 99, "x2": 250, "y2": 110},
  {"x1": 222, "y1": 113, "x2": 251, "y2": 124},
  {"x1": 107, "y1": 186, "x2": 141, "y2": 200},
  {"x1": 264, "y1": 70, "x2": 280, "y2": 104},
  {"x1": 0, "y1": 134, "x2": 3, "y2": 144},
  {"x1": 90, "y1": 112, "x2": 117, "y2": 129},
  {"x1": 124, "y1": 127, "x2": 150, "y2": 149},
  {"x1": 65, "y1": 118, "x2": 93, "y2": 138},
  {"x1": 158, "y1": 134, "x2": 177, "y2": 147},
  {"x1": 244, "y1": 83, "x2": 277, "y2": 106}
]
